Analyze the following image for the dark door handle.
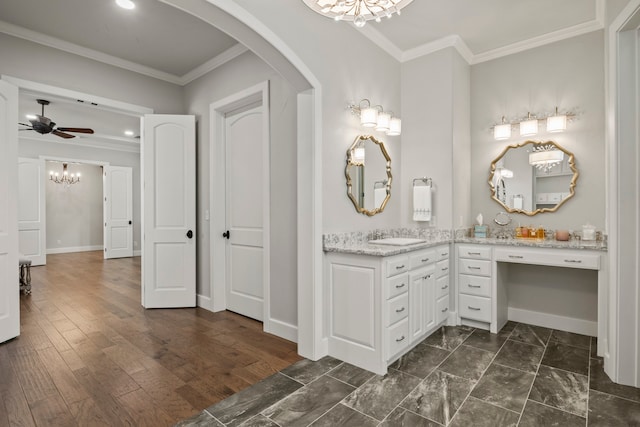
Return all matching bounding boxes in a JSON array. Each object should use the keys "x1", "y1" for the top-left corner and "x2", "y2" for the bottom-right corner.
[
  {"x1": 186, "y1": 230, "x2": 193, "y2": 239},
  {"x1": 222, "y1": 230, "x2": 230, "y2": 239},
  {"x1": 128, "y1": 220, "x2": 132, "y2": 225}
]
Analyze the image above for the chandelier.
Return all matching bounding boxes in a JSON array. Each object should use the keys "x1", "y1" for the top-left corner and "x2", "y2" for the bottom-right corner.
[
  {"x1": 49, "y1": 163, "x2": 80, "y2": 186},
  {"x1": 529, "y1": 145, "x2": 564, "y2": 173},
  {"x1": 303, "y1": 0, "x2": 415, "y2": 27}
]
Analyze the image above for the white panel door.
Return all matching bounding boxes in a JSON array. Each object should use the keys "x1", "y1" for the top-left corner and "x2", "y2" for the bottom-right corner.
[
  {"x1": 104, "y1": 165, "x2": 133, "y2": 259},
  {"x1": 0, "y1": 80, "x2": 19, "y2": 343},
  {"x1": 142, "y1": 115, "x2": 195, "y2": 308},
  {"x1": 18, "y1": 157, "x2": 46, "y2": 266},
  {"x1": 225, "y1": 106, "x2": 264, "y2": 321}
]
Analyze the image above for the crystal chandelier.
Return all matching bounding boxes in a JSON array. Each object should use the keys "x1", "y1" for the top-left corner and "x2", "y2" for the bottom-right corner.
[
  {"x1": 49, "y1": 163, "x2": 80, "y2": 186},
  {"x1": 529, "y1": 145, "x2": 564, "y2": 173},
  {"x1": 303, "y1": 0, "x2": 415, "y2": 27}
]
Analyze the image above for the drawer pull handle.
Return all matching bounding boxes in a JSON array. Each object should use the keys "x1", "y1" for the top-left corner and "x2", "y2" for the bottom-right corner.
[
  {"x1": 508, "y1": 255, "x2": 524, "y2": 259},
  {"x1": 468, "y1": 252, "x2": 481, "y2": 256},
  {"x1": 468, "y1": 306, "x2": 481, "y2": 311},
  {"x1": 395, "y1": 307, "x2": 406, "y2": 313},
  {"x1": 468, "y1": 266, "x2": 481, "y2": 270},
  {"x1": 423, "y1": 274, "x2": 432, "y2": 280},
  {"x1": 441, "y1": 285, "x2": 448, "y2": 290},
  {"x1": 564, "y1": 259, "x2": 583, "y2": 264},
  {"x1": 396, "y1": 335, "x2": 406, "y2": 343},
  {"x1": 441, "y1": 253, "x2": 448, "y2": 257},
  {"x1": 395, "y1": 283, "x2": 406, "y2": 289},
  {"x1": 396, "y1": 265, "x2": 405, "y2": 269},
  {"x1": 442, "y1": 267, "x2": 448, "y2": 271},
  {"x1": 421, "y1": 258, "x2": 430, "y2": 262},
  {"x1": 441, "y1": 307, "x2": 448, "y2": 313},
  {"x1": 468, "y1": 284, "x2": 481, "y2": 288}
]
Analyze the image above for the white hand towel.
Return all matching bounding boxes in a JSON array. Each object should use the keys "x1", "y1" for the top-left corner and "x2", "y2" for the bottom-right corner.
[
  {"x1": 513, "y1": 195, "x2": 523, "y2": 210},
  {"x1": 413, "y1": 185, "x2": 432, "y2": 222},
  {"x1": 374, "y1": 187, "x2": 387, "y2": 208}
]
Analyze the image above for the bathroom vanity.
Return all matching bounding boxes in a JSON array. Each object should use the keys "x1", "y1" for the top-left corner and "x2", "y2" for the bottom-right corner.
[{"x1": 324, "y1": 239, "x2": 451, "y2": 375}]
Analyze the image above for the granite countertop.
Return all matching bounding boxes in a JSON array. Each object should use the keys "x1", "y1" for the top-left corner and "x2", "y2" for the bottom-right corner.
[
  {"x1": 455, "y1": 237, "x2": 608, "y2": 252},
  {"x1": 323, "y1": 237, "x2": 451, "y2": 257}
]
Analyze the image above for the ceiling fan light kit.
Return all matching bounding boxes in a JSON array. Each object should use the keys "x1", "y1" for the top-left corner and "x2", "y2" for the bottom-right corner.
[
  {"x1": 19, "y1": 99, "x2": 95, "y2": 139},
  {"x1": 115, "y1": 0, "x2": 136, "y2": 10}
]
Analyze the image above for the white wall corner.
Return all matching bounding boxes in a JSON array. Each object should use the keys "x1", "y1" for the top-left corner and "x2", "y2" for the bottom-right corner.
[
  {"x1": 402, "y1": 35, "x2": 463, "y2": 63},
  {"x1": 197, "y1": 294, "x2": 212, "y2": 311},
  {"x1": 265, "y1": 318, "x2": 298, "y2": 343},
  {"x1": 357, "y1": 25, "x2": 404, "y2": 61}
]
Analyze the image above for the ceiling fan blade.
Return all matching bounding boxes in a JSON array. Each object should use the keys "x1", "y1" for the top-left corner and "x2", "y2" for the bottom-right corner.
[
  {"x1": 52, "y1": 130, "x2": 76, "y2": 139},
  {"x1": 56, "y1": 127, "x2": 94, "y2": 134},
  {"x1": 19, "y1": 129, "x2": 34, "y2": 131},
  {"x1": 18, "y1": 122, "x2": 33, "y2": 127}
]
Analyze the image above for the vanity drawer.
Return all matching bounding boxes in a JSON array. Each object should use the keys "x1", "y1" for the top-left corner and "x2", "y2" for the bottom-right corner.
[
  {"x1": 436, "y1": 295, "x2": 449, "y2": 324},
  {"x1": 459, "y1": 274, "x2": 491, "y2": 297},
  {"x1": 459, "y1": 259, "x2": 491, "y2": 276},
  {"x1": 387, "y1": 318, "x2": 409, "y2": 360},
  {"x1": 410, "y1": 249, "x2": 436, "y2": 270},
  {"x1": 459, "y1": 294, "x2": 491, "y2": 323},
  {"x1": 386, "y1": 256, "x2": 409, "y2": 277},
  {"x1": 387, "y1": 273, "x2": 409, "y2": 299},
  {"x1": 438, "y1": 246, "x2": 450, "y2": 260},
  {"x1": 435, "y1": 259, "x2": 450, "y2": 278},
  {"x1": 458, "y1": 245, "x2": 492, "y2": 260},
  {"x1": 494, "y1": 248, "x2": 600, "y2": 270},
  {"x1": 387, "y1": 293, "x2": 409, "y2": 326},
  {"x1": 436, "y1": 275, "x2": 449, "y2": 299}
]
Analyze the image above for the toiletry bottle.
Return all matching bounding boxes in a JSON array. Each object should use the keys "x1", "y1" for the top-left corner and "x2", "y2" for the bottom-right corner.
[
  {"x1": 537, "y1": 225, "x2": 545, "y2": 239},
  {"x1": 516, "y1": 225, "x2": 522, "y2": 238},
  {"x1": 521, "y1": 226, "x2": 529, "y2": 238}
]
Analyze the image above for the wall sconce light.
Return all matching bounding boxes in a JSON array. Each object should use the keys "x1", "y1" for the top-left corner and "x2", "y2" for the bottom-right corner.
[
  {"x1": 348, "y1": 99, "x2": 401, "y2": 136},
  {"x1": 491, "y1": 107, "x2": 575, "y2": 141}
]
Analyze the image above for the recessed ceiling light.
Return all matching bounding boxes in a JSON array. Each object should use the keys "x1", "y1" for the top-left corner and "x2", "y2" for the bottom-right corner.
[
  {"x1": 115, "y1": 0, "x2": 135, "y2": 10},
  {"x1": 124, "y1": 130, "x2": 135, "y2": 136},
  {"x1": 25, "y1": 114, "x2": 37, "y2": 120}
]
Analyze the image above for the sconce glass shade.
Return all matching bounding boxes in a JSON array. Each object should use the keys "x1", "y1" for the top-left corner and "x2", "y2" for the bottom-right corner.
[
  {"x1": 360, "y1": 107, "x2": 378, "y2": 127},
  {"x1": 387, "y1": 117, "x2": 402, "y2": 136},
  {"x1": 493, "y1": 123, "x2": 511, "y2": 140},
  {"x1": 529, "y1": 150, "x2": 564, "y2": 167},
  {"x1": 376, "y1": 112, "x2": 391, "y2": 132},
  {"x1": 546, "y1": 114, "x2": 567, "y2": 133},
  {"x1": 519, "y1": 117, "x2": 538, "y2": 136},
  {"x1": 352, "y1": 146, "x2": 365, "y2": 165}
]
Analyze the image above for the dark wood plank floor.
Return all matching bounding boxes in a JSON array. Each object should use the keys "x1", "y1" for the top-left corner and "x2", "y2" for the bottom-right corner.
[{"x1": 0, "y1": 251, "x2": 301, "y2": 427}]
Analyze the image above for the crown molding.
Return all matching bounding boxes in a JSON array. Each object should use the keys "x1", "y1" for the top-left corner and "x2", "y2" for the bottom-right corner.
[
  {"x1": 357, "y1": 25, "x2": 403, "y2": 61},
  {"x1": 20, "y1": 134, "x2": 140, "y2": 154},
  {"x1": 402, "y1": 34, "x2": 473, "y2": 64},
  {"x1": 180, "y1": 43, "x2": 249, "y2": 85}
]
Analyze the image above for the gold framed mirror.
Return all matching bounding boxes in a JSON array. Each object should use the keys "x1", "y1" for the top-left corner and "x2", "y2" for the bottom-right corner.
[
  {"x1": 346, "y1": 135, "x2": 392, "y2": 216},
  {"x1": 488, "y1": 140, "x2": 578, "y2": 216}
]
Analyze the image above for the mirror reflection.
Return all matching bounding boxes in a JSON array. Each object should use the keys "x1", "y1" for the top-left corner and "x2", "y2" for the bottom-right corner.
[
  {"x1": 488, "y1": 140, "x2": 578, "y2": 216},
  {"x1": 346, "y1": 135, "x2": 392, "y2": 216}
]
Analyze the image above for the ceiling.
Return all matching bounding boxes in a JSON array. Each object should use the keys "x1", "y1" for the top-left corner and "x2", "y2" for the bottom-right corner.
[{"x1": 1, "y1": 0, "x2": 604, "y2": 150}]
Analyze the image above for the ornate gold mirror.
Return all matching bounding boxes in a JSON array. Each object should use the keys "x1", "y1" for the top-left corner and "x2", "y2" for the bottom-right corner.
[
  {"x1": 488, "y1": 140, "x2": 578, "y2": 216},
  {"x1": 346, "y1": 135, "x2": 392, "y2": 216}
]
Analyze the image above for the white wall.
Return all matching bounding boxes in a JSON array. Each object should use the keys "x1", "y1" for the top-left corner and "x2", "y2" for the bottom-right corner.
[
  {"x1": 470, "y1": 31, "x2": 605, "y2": 230},
  {"x1": 45, "y1": 161, "x2": 103, "y2": 252},
  {"x1": 19, "y1": 140, "x2": 142, "y2": 253}
]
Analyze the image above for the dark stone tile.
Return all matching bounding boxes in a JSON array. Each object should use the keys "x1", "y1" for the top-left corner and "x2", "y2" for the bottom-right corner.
[
  {"x1": 309, "y1": 403, "x2": 378, "y2": 427},
  {"x1": 549, "y1": 330, "x2": 591, "y2": 349},
  {"x1": 529, "y1": 365, "x2": 588, "y2": 416},
  {"x1": 438, "y1": 345, "x2": 494, "y2": 380},
  {"x1": 207, "y1": 373, "x2": 303, "y2": 426},
  {"x1": 590, "y1": 357, "x2": 640, "y2": 402},
  {"x1": 380, "y1": 407, "x2": 440, "y2": 427},
  {"x1": 448, "y1": 397, "x2": 519, "y2": 427},
  {"x1": 279, "y1": 356, "x2": 343, "y2": 384},
  {"x1": 463, "y1": 329, "x2": 509, "y2": 353},
  {"x1": 238, "y1": 415, "x2": 279, "y2": 427},
  {"x1": 470, "y1": 363, "x2": 535, "y2": 412},
  {"x1": 390, "y1": 342, "x2": 450, "y2": 378},
  {"x1": 263, "y1": 375, "x2": 354, "y2": 426},
  {"x1": 400, "y1": 369, "x2": 474, "y2": 425},
  {"x1": 588, "y1": 389, "x2": 640, "y2": 426},
  {"x1": 519, "y1": 400, "x2": 586, "y2": 427},
  {"x1": 591, "y1": 337, "x2": 600, "y2": 358},
  {"x1": 343, "y1": 368, "x2": 421, "y2": 421},
  {"x1": 500, "y1": 321, "x2": 518, "y2": 334},
  {"x1": 327, "y1": 362, "x2": 375, "y2": 388},
  {"x1": 422, "y1": 325, "x2": 474, "y2": 351},
  {"x1": 541, "y1": 342, "x2": 589, "y2": 375},
  {"x1": 494, "y1": 340, "x2": 544, "y2": 373},
  {"x1": 175, "y1": 411, "x2": 223, "y2": 426},
  {"x1": 510, "y1": 323, "x2": 552, "y2": 347}
]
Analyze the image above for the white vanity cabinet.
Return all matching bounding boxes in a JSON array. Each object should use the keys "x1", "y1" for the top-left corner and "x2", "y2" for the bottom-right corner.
[
  {"x1": 325, "y1": 244, "x2": 450, "y2": 375},
  {"x1": 457, "y1": 244, "x2": 493, "y2": 329}
]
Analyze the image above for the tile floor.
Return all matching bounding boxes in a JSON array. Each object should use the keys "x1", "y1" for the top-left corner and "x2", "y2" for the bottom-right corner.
[{"x1": 176, "y1": 322, "x2": 640, "y2": 426}]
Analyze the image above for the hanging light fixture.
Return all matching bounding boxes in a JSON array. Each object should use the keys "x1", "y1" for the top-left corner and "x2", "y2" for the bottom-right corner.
[
  {"x1": 546, "y1": 106, "x2": 568, "y2": 133},
  {"x1": 519, "y1": 112, "x2": 538, "y2": 137},
  {"x1": 387, "y1": 117, "x2": 402, "y2": 136},
  {"x1": 529, "y1": 145, "x2": 564, "y2": 173},
  {"x1": 347, "y1": 99, "x2": 401, "y2": 136},
  {"x1": 375, "y1": 111, "x2": 391, "y2": 132},
  {"x1": 303, "y1": 0, "x2": 415, "y2": 27},
  {"x1": 49, "y1": 163, "x2": 80, "y2": 186},
  {"x1": 493, "y1": 116, "x2": 512, "y2": 140}
]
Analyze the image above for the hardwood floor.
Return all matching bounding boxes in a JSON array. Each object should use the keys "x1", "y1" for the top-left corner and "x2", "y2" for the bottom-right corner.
[{"x1": 0, "y1": 251, "x2": 301, "y2": 426}]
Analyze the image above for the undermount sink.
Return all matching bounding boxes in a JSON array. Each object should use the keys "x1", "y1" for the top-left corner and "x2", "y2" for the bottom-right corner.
[{"x1": 368, "y1": 237, "x2": 427, "y2": 246}]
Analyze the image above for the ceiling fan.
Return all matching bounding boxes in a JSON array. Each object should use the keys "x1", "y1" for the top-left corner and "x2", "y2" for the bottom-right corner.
[{"x1": 19, "y1": 99, "x2": 94, "y2": 139}]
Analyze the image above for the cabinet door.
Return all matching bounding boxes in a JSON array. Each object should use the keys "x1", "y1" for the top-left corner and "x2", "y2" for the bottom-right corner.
[
  {"x1": 424, "y1": 271, "x2": 436, "y2": 331},
  {"x1": 409, "y1": 271, "x2": 425, "y2": 343}
]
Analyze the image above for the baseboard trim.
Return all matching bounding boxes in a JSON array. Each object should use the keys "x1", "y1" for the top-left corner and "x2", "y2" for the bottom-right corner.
[
  {"x1": 508, "y1": 307, "x2": 597, "y2": 336},
  {"x1": 197, "y1": 294, "x2": 212, "y2": 311},
  {"x1": 265, "y1": 318, "x2": 298, "y2": 343},
  {"x1": 47, "y1": 245, "x2": 103, "y2": 254},
  {"x1": 133, "y1": 250, "x2": 141, "y2": 257}
]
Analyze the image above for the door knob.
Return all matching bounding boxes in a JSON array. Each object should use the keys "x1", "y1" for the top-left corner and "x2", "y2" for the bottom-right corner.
[
  {"x1": 186, "y1": 230, "x2": 193, "y2": 239},
  {"x1": 128, "y1": 220, "x2": 132, "y2": 225},
  {"x1": 222, "y1": 230, "x2": 230, "y2": 239}
]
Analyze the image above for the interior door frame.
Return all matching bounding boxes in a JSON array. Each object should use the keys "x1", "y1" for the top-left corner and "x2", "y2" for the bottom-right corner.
[{"x1": 210, "y1": 81, "x2": 272, "y2": 332}]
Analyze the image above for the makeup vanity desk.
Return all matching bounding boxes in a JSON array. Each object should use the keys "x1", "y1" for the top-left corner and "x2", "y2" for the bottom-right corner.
[{"x1": 454, "y1": 237, "x2": 608, "y2": 357}]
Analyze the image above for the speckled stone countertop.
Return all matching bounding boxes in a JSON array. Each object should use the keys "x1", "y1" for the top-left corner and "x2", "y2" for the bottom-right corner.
[
  {"x1": 323, "y1": 237, "x2": 451, "y2": 257},
  {"x1": 456, "y1": 237, "x2": 608, "y2": 251}
]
